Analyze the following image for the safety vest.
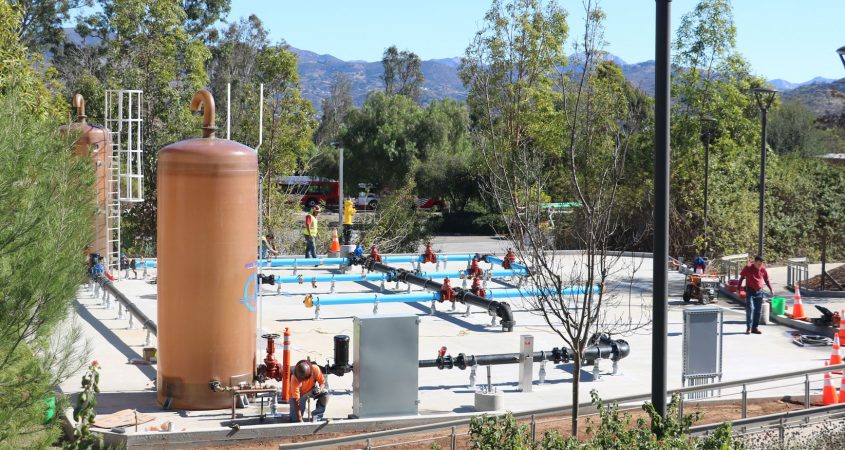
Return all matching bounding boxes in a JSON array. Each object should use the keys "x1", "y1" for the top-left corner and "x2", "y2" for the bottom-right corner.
[{"x1": 303, "y1": 214, "x2": 318, "y2": 236}]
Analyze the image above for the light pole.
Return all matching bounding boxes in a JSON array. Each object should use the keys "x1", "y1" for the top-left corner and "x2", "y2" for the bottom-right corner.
[
  {"x1": 837, "y1": 46, "x2": 845, "y2": 70},
  {"x1": 338, "y1": 146, "x2": 344, "y2": 228},
  {"x1": 700, "y1": 117, "x2": 716, "y2": 257},
  {"x1": 652, "y1": 0, "x2": 672, "y2": 425},
  {"x1": 330, "y1": 141, "x2": 345, "y2": 229},
  {"x1": 751, "y1": 87, "x2": 777, "y2": 258}
]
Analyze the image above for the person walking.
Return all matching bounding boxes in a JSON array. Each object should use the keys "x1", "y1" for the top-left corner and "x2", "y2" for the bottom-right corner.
[
  {"x1": 288, "y1": 360, "x2": 329, "y2": 422},
  {"x1": 738, "y1": 255, "x2": 774, "y2": 335},
  {"x1": 303, "y1": 206, "x2": 320, "y2": 259}
]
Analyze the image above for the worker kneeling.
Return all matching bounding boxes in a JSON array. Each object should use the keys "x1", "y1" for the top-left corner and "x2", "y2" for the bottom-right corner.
[{"x1": 289, "y1": 360, "x2": 329, "y2": 422}]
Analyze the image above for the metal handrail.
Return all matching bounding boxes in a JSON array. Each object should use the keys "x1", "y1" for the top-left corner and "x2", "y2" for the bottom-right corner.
[
  {"x1": 95, "y1": 277, "x2": 157, "y2": 342},
  {"x1": 689, "y1": 402, "x2": 845, "y2": 434},
  {"x1": 278, "y1": 362, "x2": 845, "y2": 449}
]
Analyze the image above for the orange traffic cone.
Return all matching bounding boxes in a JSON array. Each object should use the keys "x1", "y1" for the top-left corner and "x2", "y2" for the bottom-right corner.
[
  {"x1": 839, "y1": 375, "x2": 845, "y2": 404},
  {"x1": 839, "y1": 309, "x2": 845, "y2": 341},
  {"x1": 831, "y1": 335, "x2": 843, "y2": 374},
  {"x1": 823, "y1": 364, "x2": 839, "y2": 405},
  {"x1": 792, "y1": 283, "x2": 807, "y2": 320},
  {"x1": 329, "y1": 227, "x2": 340, "y2": 253}
]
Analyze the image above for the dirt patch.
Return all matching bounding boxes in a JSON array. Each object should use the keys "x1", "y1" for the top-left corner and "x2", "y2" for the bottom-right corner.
[
  {"x1": 207, "y1": 397, "x2": 805, "y2": 449},
  {"x1": 802, "y1": 265, "x2": 845, "y2": 291}
]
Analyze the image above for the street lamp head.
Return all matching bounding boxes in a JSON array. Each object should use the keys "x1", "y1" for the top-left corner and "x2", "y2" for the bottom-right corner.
[
  {"x1": 838, "y1": 46, "x2": 845, "y2": 70},
  {"x1": 699, "y1": 116, "x2": 717, "y2": 142},
  {"x1": 751, "y1": 87, "x2": 778, "y2": 111}
]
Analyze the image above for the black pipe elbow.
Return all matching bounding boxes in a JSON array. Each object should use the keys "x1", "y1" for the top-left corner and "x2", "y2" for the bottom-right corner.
[
  {"x1": 612, "y1": 339, "x2": 631, "y2": 361},
  {"x1": 495, "y1": 302, "x2": 515, "y2": 332},
  {"x1": 323, "y1": 363, "x2": 352, "y2": 377}
]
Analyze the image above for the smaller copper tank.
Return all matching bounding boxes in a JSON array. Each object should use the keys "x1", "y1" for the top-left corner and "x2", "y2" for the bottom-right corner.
[
  {"x1": 59, "y1": 94, "x2": 112, "y2": 259},
  {"x1": 156, "y1": 89, "x2": 258, "y2": 410}
]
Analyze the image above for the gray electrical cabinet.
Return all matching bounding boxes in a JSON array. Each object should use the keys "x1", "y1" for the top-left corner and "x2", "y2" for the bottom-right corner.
[
  {"x1": 682, "y1": 307, "x2": 723, "y2": 397},
  {"x1": 352, "y1": 315, "x2": 420, "y2": 418}
]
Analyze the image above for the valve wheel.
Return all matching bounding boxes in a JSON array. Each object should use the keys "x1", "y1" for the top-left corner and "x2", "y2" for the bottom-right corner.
[{"x1": 261, "y1": 333, "x2": 280, "y2": 340}]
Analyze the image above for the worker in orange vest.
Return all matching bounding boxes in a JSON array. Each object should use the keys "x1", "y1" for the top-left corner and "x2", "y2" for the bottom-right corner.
[
  {"x1": 303, "y1": 206, "x2": 320, "y2": 259},
  {"x1": 289, "y1": 360, "x2": 329, "y2": 422}
]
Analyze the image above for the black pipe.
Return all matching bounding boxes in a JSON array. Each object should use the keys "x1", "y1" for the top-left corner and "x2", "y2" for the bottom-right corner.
[
  {"x1": 653, "y1": 0, "x2": 672, "y2": 422},
  {"x1": 351, "y1": 257, "x2": 516, "y2": 332},
  {"x1": 97, "y1": 277, "x2": 158, "y2": 335},
  {"x1": 322, "y1": 335, "x2": 353, "y2": 377},
  {"x1": 420, "y1": 336, "x2": 630, "y2": 369}
]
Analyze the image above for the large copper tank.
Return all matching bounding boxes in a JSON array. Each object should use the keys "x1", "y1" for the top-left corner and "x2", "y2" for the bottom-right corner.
[
  {"x1": 156, "y1": 90, "x2": 258, "y2": 409},
  {"x1": 60, "y1": 94, "x2": 111, "y2": 260}
]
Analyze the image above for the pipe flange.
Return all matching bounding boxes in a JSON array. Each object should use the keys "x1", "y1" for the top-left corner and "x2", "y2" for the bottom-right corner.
[{"x1": 456, "y1": 353, "x2": 467, "y2": 370}]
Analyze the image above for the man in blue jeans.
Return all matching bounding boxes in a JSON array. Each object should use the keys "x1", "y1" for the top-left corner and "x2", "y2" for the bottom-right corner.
[
  {"x1": 302, "y1": 206, "x2": 320, "y2": 258},
  {"x1": 738, "y1": 256, "x2": 774, "y2": 335}
]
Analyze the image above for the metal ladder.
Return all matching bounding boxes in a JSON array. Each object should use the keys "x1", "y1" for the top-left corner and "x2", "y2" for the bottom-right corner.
[
  {"x1": 103, "y1": 89, "x2": 145, "y2": 281},
  {"x1": 105, "y1": 132, "x2": 121, "y2": 280}
]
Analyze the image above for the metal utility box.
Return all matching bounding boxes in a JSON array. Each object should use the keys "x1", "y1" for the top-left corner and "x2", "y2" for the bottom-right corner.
[
  {"x1": 518, "y1": 335, "x2": 534, "y2": 392},
  {"x1": 353, "y1": 315, "x2": 420, "y2": 418},
  {"x1": 682, "y1": 307, "x2": 723, "y2": 397}
]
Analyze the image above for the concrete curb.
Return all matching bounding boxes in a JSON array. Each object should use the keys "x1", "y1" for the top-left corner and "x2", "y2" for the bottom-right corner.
[
  {"x1": 718, "y1": 287, "x2": 838, "y2": 338},
  {"x1": 785, "y1": 285, "x2": 845, "y2": 299},
  {"x1": 96, "y1": 412, "x2": 484, "y2": 449}
]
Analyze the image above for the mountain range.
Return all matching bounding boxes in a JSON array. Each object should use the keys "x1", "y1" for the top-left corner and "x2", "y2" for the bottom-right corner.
[
  {"x1": 290, "y1": 47, "x2": 467, "y2": 108},
  {"x1": 290, "y1": 46, "x2": 845, "y2": 117},
  {"x1": 56, "y1": 27, "x2": 845, "y2": 118}
]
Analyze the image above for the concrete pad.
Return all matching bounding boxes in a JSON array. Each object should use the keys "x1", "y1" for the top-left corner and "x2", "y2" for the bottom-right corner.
[{"x1": 60, "y1": 237, "x2": 844, "y2": 447}]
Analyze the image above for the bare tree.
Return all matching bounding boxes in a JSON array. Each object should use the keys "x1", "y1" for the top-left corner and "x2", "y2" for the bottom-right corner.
[
  {"x1": 314, "y1": 73, "x2": 354, "y2": 147},
  {"x1": 462, "y1": 0, "x2": 650, "y2": 435}
]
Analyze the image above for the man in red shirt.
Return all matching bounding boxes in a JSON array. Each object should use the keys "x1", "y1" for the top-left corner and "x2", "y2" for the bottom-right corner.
[{"x1": 738, "y1": 256, "x2": 774, "y2": 335}]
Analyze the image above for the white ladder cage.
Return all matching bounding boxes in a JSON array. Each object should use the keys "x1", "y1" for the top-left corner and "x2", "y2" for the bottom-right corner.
[{"x1": 104, "y1": 90, "x2": 144, "y2": 280}]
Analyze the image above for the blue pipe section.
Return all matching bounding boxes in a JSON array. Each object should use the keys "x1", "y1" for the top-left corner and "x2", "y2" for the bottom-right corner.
[
  {"x1": 314, "y1": 291, "x2": 439, "y2": 305},
  {"x1": 276, "y1": 272, "x2": 388, "y2": 283},
  {"x1": 259, "y1": 257, "x2": 348, "y2": 267},
  {"x1": 485, "y1": 286, "x2": 599, "y2": 299},
  {"x1": 260, "y1": 253, "x2": 478, "y2": 267},
  {"x1": 275, "y1": 267, "x2": 528, "y2": 284},
  {"x1": 484, "y1": 256, "x2": 528, "y2": 272},
  {"x1": 311, "y1": 285, "x2": 598, "y2": 306},
  {"x1": 383, "y1": 254, "x2": 476, "y2": 263},
  {"x1": 138, "y1": 254, "x2": 482, "y2": 269}
]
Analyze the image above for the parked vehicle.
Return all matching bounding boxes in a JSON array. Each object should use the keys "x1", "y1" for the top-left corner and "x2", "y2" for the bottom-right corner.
[
  {"x1": 278, "y1": 176, "x2": 339, "y2": 208},
  {"x1": 414, "y1": 197, "x2": 447, "y2": 211},
  {"x1": 355, "y1": 192, "x2": 379, "y2": 210}
]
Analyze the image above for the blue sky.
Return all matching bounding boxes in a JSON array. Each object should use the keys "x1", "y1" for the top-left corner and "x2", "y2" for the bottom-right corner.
[{"x1": 225, "y1": 0, "x2": 845, "y2": 82}]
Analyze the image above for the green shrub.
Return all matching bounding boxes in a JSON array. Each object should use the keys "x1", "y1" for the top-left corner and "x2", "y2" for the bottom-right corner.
[
  {"x1": 466, "y1": 391, "x2": 743, "y2": 449},
  {"x1": 0, "y1": 93, "x2": 94, "y2": 448},
  {"x1": 64, "y1": 361, "x2": 102, "y2": 450}
]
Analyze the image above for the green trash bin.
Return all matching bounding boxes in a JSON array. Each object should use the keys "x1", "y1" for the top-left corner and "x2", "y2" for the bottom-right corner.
[
  {"x1": 771, "y1": 297, "x2": 785, "y2": 316},
  {"x1": 43, "y1": 395, "x2": 56, "y2": 424}
]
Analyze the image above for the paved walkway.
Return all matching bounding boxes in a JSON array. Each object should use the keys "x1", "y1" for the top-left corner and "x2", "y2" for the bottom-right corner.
[{"x1": 60, "y1": 243, "x2": 845, "y2": 439}]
